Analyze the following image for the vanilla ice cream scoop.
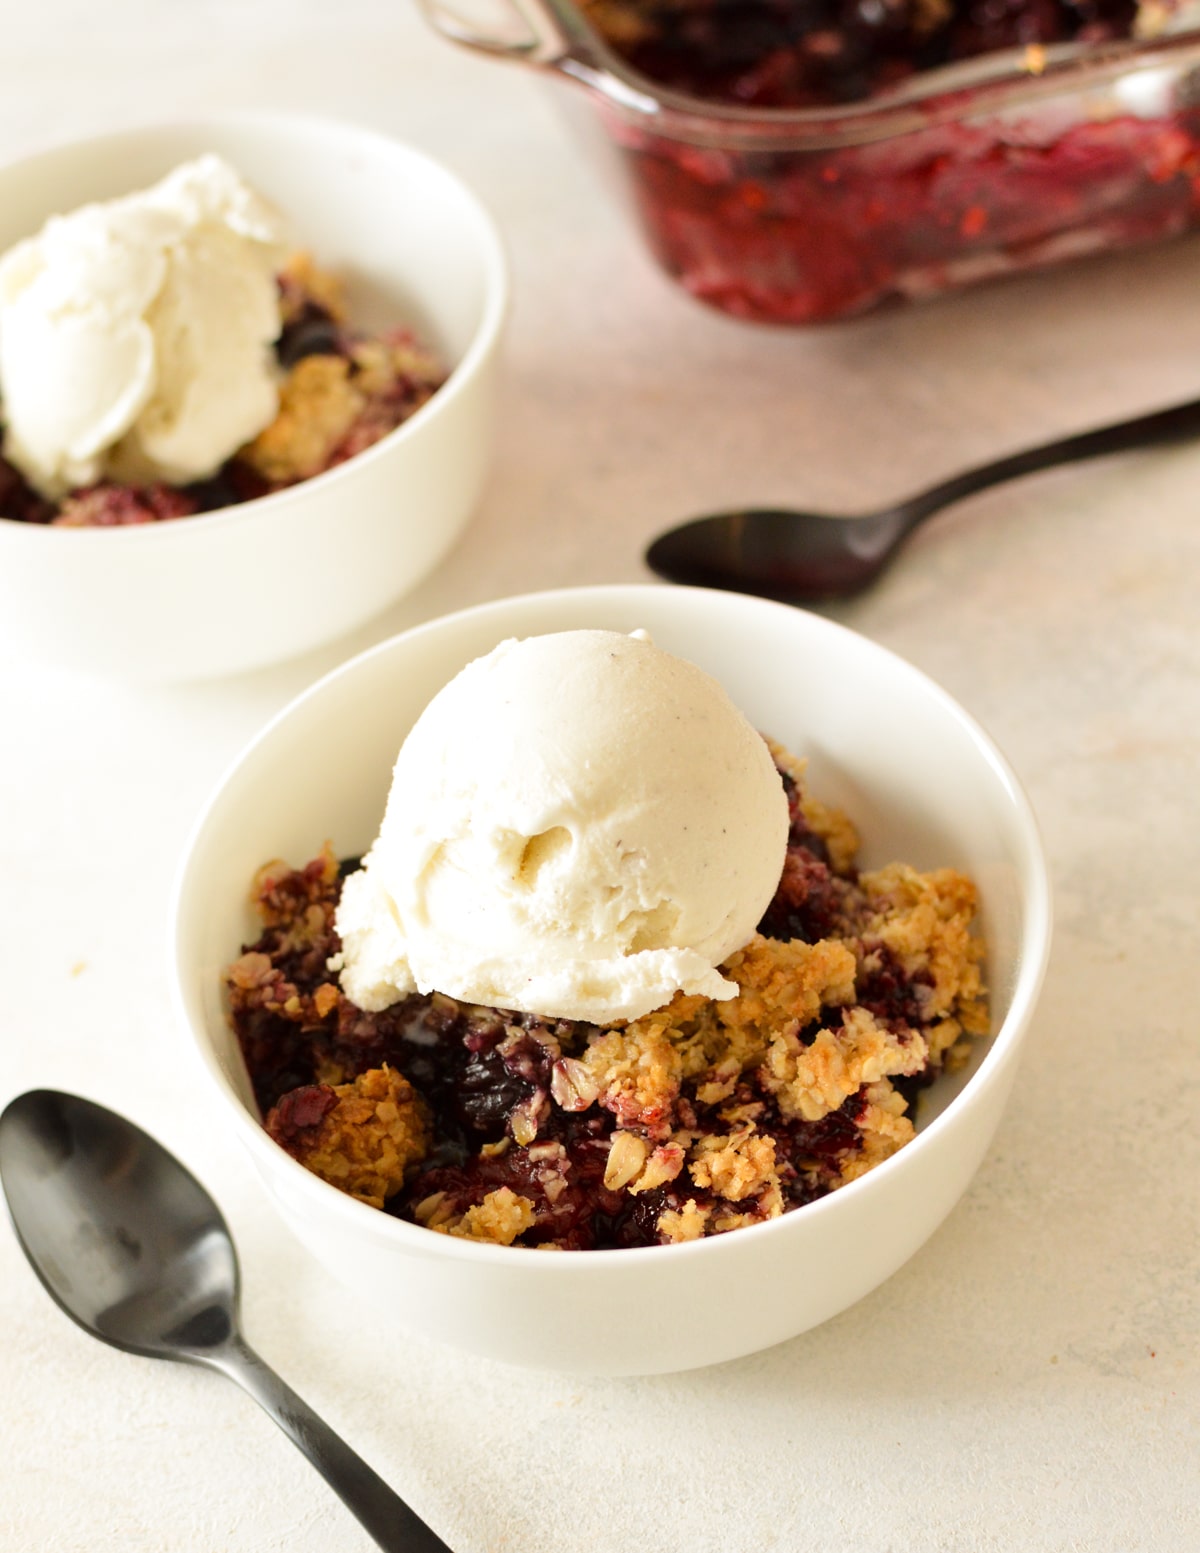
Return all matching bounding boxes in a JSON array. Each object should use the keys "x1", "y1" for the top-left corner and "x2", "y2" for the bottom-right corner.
[
  {"x1": 0, "y1": 154, "x2": 287, "y2": 497},
  {"x1": 333, "y1": 629, "x2": 790, "y2": 1024}
]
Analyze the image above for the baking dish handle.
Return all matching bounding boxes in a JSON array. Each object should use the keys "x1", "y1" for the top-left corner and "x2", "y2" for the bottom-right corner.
[
  {"x1": 416, "y1": 0, "x2": 663, "y2": 111},
  {"x1": 414, "y1": 0, "x2": 578, "y2": 67}
]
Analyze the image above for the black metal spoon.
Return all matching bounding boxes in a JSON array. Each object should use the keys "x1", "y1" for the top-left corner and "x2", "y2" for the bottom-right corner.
[
  {"x1": 0, "y1": 1089, "x2": 453, "y2": 1553},
  {"x1": 645, "y1": 396, "x2": 1200, "y2": 603}
]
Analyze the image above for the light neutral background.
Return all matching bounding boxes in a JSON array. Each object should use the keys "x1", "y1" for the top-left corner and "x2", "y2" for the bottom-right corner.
[{"x1": 1, "y1": 3, "x2": 1198, "y2": 1549}]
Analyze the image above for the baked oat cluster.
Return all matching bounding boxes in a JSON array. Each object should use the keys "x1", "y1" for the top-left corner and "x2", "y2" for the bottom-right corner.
[
  {"x1": 0, "y1": 251, "x2": 444, "y2": 528},
  {"x1": 225, "y1": 744, "x2": 987, "y2": 1249}
]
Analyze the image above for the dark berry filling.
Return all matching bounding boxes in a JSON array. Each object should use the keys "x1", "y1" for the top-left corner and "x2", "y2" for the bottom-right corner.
[{"x1": 585, "y1": 0, "x2": 1141, "y2": 108}]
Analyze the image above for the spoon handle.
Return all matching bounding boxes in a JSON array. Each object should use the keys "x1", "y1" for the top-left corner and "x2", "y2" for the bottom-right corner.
[
  {"x1": 897, "y1": 395, "x2": 1200, "y2": 529},
  {"x1": 211, "y1": 1335, "x2": 454, "y2": 1552}
]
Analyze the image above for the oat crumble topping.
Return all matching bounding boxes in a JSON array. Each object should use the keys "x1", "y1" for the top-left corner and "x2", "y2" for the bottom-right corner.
[
  {"x1": 223, "y1": 747, "x2": 988, "y2": 1249},
  {"x1": 265, "y1": 1065, "x2": 429, "y2": 1210},
  {"x1": 416, "y1": 1186, "x2": 538, "y2": 1245}
]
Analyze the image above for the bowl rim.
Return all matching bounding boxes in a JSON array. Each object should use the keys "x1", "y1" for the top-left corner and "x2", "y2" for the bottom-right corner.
[
  {"x1": 170, "y1": 582, "x2": 1053, "y2": 1269},
  {"x1": 0, "y1": 108, "x2": 509, "y2": 544}
]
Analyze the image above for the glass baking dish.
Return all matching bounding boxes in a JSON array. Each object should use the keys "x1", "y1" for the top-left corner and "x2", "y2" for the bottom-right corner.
[{"x1": 418, "y1": 0, "x2": 1200, "y2": 323}]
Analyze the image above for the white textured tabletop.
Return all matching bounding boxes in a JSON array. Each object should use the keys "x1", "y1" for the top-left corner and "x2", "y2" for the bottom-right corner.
[{"x1": 2, "y1": 3, "x2": 1198, "y2": 1550}]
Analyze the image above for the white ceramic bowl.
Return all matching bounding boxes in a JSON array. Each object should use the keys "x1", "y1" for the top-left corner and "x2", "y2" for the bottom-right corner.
[
  {"x1": 172, "y1": 585, "x2": 1051, "y2": 1375},
  {"x1": 0, "y1": 114, "x2": 507, "y2": 681}
]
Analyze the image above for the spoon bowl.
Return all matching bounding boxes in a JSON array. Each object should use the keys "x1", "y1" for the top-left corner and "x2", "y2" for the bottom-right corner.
[
  {"x1": 646, "y1": 395, "x2": 1200, "y2": 602},
  {"x1": 0, "y1": 1089, "x2": 452, "y2": 1553},
  {"x1": 0, "y1": 1089, "x2": 238, "y2": 1360},
  {"x1": 646, "y1": 506, "x2": 908, "y2": 603}
]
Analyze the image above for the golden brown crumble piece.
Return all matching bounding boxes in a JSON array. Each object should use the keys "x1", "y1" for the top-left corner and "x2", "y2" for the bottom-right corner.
[
  {"x1": 623, "y1": 992, "x2": 716, "y2": 1079},
  {"x1": 688, "y1": 1125, "x2": 779, "y2": 1201},
  {"x1": 266, "y1": 1065, "x2": 429, "y2": 1209},
  {"x1": 762, "y1": 1005, "x2": 928, "y2": 1123},
  {"x1": 278, "y1": 250, "x2": 348, "y2": 324},
  {"x1": 240, "y1": 336, "x2": 444, "y2": 486},
  {"x1": 690, "y1": 1055, "x2": 745, "y2": 1108},
  {"x1": 859, "y1": 862, "x2": 988, "y2": 1035},
  {"x1": 717, "y1": 934, "x2": 858, "y2": 1051},
  {"x1": 241, "y1": 354, "x2": 365, "y2": 484},
  {"x1": 657, "y1": 1199, "x2": 712, "y2": 1243},
  {"x1": 707, "y1": 1186, "x2": 785, "y2": 1235},
  {"x1": 577, "y1": 1022, "x2": 682, "y2": 1134},
  {"x1": 415, "y1": 1186, "x2": 537, "y2": 1245},
  {"x1": 312, "y1": 982, "x2": 340, "y2": 1019},
  {"x1": 838, "y1": 1082, "x2": 915, "y2": 1184}
]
